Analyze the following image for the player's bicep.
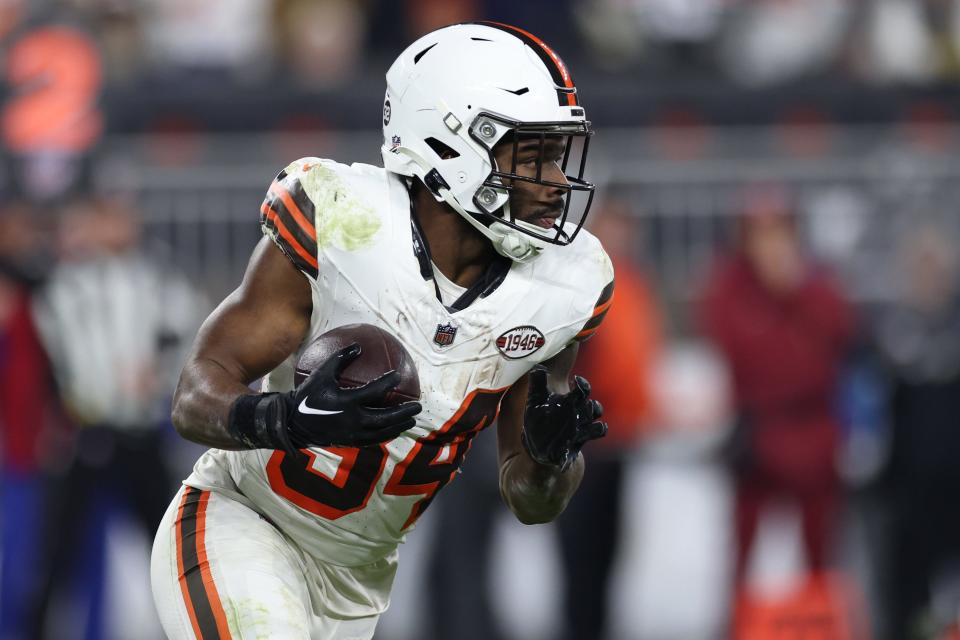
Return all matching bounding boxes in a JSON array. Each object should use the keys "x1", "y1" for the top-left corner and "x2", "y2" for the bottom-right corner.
[{"x1": 189, "y1": 237, "x2": 313, "y2": 385}]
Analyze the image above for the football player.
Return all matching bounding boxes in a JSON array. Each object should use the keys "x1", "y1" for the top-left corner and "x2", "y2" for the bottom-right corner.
[{"x1": 151, "y1": 22, "x2": 614, "y2": 639}]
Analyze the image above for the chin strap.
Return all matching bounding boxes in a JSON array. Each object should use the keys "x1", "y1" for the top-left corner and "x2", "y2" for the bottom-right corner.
[
  {"x1": 437, "y1": 187, "x2": 545, "y2": 263},
  {"x1": 395, "y1": 145, "x2": 545, "y2": 263}
]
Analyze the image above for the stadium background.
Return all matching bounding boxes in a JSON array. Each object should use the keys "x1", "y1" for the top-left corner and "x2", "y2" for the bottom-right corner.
[{"x1": 2, "y1": 0, "x2": 960, "y2": 638}]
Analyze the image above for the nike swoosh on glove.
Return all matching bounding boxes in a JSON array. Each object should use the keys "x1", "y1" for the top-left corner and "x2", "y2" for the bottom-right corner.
[{"x1": 228, "y1": 344, "x2": 422, "y2": 454}]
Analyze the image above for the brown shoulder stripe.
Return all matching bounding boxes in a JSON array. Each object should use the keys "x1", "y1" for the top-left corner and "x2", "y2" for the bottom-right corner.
[
  {"x1": 574, "y1": 327, "x2": 598, "y2": 342},
  {"x1": 260, "y1": 177, "x2": 319, "y2": 278},
  {"x1": 269, "y1": 179, "x2": 317, "y2": 242},
  {"x1": 261, "y1": 202, "x2": 319, "y2": 278},
  {"x1": 594, "y1": 279, "x2": 615, "y2": 309},
  {"x1": 574, "y1": 279, "x2": 615, "y2": 342}
]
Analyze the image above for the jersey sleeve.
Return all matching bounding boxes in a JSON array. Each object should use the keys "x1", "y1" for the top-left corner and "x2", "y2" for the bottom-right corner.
[
  {"x1": 573, "y1": 278, "x2": 614, "y2": 342},
  {"x1": 259, "y1": 158, "x2": 320, "y2": 280}
]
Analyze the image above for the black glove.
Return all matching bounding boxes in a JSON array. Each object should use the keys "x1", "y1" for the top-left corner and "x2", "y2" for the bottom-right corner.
[
  {"x1": 228, "y1": 344, "x2": 422, "y2": 454},
  {"x1": 521, "y1": 366, "x2": 607, "y2": 472}
]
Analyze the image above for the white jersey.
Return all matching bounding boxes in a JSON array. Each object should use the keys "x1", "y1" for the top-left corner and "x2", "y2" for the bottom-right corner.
[{"x1": 186, "y1": 157, "x2": 614, "y2": 569}]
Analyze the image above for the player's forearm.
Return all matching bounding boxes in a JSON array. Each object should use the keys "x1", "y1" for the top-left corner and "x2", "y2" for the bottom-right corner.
[
  {"x1": 499, "y1": 450, "x2": 584, "y2": 525},
  {"x1": 171, "y1": 357, "x2": 256, "y2": 450}
]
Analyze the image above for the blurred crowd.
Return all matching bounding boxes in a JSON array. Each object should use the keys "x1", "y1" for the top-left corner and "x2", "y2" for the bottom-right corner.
[
  {"x1": 0, "y1": 195, "x2": 206, "y2": 639},
  {"x1": 8, "y1": 0, "x2": 960, "y2": 88},
  {"x1": 2, "y1": 2, "x2": 960, "y2": 640}
]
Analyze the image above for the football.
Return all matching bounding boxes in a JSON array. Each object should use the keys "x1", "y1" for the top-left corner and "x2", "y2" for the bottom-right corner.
[{"x1": 295, "y1": 323, "x2": 420, "y2": 406}]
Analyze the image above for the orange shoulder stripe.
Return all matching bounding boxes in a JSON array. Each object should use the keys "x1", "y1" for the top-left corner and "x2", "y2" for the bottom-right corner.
[
  {"x1": 262, "y1": 204, "x2": 319, "y2": 270},
  {"x1": 269, "y1": 181, "x2": 316, "y2": 241},
  {"x1": 591, "y1": 297, "x2": 614, "y2": 319}
]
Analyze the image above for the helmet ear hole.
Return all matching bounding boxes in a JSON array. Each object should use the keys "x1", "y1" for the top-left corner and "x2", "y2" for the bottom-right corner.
[{"x1": 424, "y1": 137, "x2": 460, "y2": 160}]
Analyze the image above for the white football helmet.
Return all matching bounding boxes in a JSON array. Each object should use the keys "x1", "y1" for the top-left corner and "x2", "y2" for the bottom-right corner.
[{"x1": 381, "y1": 22, "x2": 595, "y2": 262}]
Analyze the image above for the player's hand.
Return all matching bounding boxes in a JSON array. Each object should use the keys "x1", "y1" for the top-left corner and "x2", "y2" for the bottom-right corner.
[
  {"x1": 229, "y1": 344, "x2": 422, "y2": 455},
  {"x1": 521, "y1": 367, "x2": 606, "y2": 472},
  {"x1": 283, "y1": 344, "x2": 422, "y2": 450}
]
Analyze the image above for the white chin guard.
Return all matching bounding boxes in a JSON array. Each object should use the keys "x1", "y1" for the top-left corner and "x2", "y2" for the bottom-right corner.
[{"x1": 487, "y1": 221, "x2": 545, "y2": 263}]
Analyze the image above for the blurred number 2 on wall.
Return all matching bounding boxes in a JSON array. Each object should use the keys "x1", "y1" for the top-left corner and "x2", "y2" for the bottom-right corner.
[{"x1": 2, "y1": 25, "x2": 103, "y2": 154}]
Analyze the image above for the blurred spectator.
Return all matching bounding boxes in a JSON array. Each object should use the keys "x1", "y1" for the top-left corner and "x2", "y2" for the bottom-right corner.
[
  {"x1": 575, "y1": 0, "x2": 722, "y2": 71},
  {"x1": 65, "y1": 1, "x2": 144, "y2": 85},
  {"x1": 573, "y1": 0, "x2": 647, "y2": 70},
  {"x1": 141, "y1": 0, "x2": 272, "y2": 81},
  {"x1": 557, "y1": 200, "x2": 661, "y2": 640},
  {"x1": 0, "y1": 203, "x2": 64, "y2": 640},
  {"x1": 26, "y1": 196, "x2": 204, "y2": 638},
  {"x1": 699, "y1": 188, "x2": 856, "y2": 596},
  {"x1": 483, "y1": 0, "x2": 576, "y2": 56},
  {"x1": 636, "y1": 0, "x2": 724, "y2": 49},
  {"x1": 0, "y1": 0, "x2": 24, "y2": 41},
  {"x1": 274, "y1": 0, "x2": 369, "y2": 88},
  {"x1": 718, "y1": 0, "x2": 851, "y2": 86},
  {"x1": 873, "y1": 223, "x2": 960, "y2": 639},
  {"x1": 856, "y1": 0, "x2": 941, "y2": 84},
  {"x1": 407, "y1": 0, "x2": 479, "y2": 38}
]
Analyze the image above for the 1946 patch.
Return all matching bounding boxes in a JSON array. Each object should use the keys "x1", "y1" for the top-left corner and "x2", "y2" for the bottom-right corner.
[{"x1": 496, "y1": 326, "x2": 545, "y2": 359}]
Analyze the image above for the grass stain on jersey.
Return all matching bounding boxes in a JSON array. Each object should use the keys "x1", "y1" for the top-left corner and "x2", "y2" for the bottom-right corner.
[
  {"x1": 225, "y1": 596, "x2": 309, "y2": 638},
  {"x1": 299, "y1": 163, "x2": 381, "y2": 251}
]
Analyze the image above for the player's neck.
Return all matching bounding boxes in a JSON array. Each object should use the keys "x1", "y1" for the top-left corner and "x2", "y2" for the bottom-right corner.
[{"x1": 412, "y1": 185, "x2": 498, "y2": 289}]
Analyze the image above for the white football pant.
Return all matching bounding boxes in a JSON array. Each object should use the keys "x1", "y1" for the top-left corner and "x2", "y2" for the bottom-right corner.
[{"x1": 150, "y1": 485, "x2": 383, "y2": 639}]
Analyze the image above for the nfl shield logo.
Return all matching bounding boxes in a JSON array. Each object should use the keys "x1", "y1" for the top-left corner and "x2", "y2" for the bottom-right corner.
[{"x1": 433, "y1": 323, "x2": 458, "y2": 347}]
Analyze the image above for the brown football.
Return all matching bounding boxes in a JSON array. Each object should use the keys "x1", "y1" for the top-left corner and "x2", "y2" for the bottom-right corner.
[{"x1": 295, "y1": 323, "x2": 420, "y2": 406}]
